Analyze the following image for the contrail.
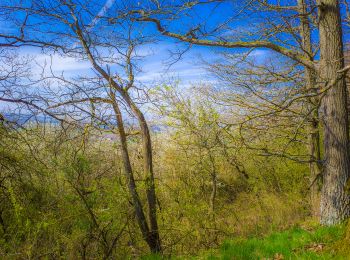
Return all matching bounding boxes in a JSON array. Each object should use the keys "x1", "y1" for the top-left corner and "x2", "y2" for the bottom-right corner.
[
  {"x1": 89, "y1": 0, "x2": 116, "y2": 29},
  {"x1": 71, "y1": 0, "x2": 115, "y2": 47}
]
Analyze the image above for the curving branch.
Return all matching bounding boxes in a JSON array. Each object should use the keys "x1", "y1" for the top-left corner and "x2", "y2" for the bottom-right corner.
[{"x1": 128, "y1": 10, "x2": 316, "y2": 70}]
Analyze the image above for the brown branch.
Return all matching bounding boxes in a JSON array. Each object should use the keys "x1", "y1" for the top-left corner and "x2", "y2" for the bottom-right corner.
[{"x1": 129, "y1": 11, "x2": 315, "y2": 70}]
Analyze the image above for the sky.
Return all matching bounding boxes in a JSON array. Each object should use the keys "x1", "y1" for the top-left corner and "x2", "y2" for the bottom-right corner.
[
  {"x1": 27, "y1": 42, "x2": 218, "y2": 86},
  {"x1": 2, "y1": 0, "x2": 349, "y2": 117},
  {"x1": 1, "y1": 0, "x2": 349, "y2": 83},
  {"x1": 0, "y1": 0, "x2": 300, "y2": 117},
  {"x1": 12, "y1": 0, "x2": 269, "y2": 87}
]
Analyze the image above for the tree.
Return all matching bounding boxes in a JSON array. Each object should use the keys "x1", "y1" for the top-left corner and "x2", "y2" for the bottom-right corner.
[
  {"x1": 0, "y1": 0, "x2": 162, "y2": 252},
  {"x1": 317, "y1": 0, "x2": 350, "y2": 225},
  {"x1": 155, "y1": 85, "x2": 248, "y2": 214},
  {"x1": 129, "y1": 0, "x2": 350, "y2": 224},
  {"x1": 298, "y1": 0, "x2": 322, "y2": 219}
]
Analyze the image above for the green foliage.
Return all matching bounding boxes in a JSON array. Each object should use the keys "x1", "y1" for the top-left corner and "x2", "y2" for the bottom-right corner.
[
  {"x1": 0, "y1": 126, "x2": 133, "y2": 258},
  {"x1": 0, "y1": 89, "x2": 331, "y2": 258}
]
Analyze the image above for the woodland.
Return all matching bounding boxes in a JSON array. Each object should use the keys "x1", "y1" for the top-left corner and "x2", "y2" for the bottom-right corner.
[{"x1": 1, "y1": 0, "x2": 350, "y2": 259}]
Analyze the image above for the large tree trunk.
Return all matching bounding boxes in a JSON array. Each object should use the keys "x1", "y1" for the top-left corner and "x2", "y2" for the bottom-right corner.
[
  {"x1": 317, "y1": 0, "x2": 350, "y2": 225},
  {"x1": 122, "y1": 92, "x2": 162, "y2": 252},
  {"x1": 298, "y1": 0, "x2": 323, "y2": 219}
]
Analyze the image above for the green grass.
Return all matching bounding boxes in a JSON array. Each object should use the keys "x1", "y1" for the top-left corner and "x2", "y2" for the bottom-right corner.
[
  {"x1": 142, "y1": 224, "x2": 347, "y2": 259},
  {"x1": 205, "y1": 225, "x2": 345, "y2": 260}
]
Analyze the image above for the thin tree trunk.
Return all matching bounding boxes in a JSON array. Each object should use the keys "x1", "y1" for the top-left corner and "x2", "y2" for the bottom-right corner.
[
  {"x1": 298, "y1": 0, "x2": 323, "y2": 219},
  {"x1": 308, "y1": 113, "x2": 322, "y2": 218},
  {"x1": 110, "y1": 92, "x2": 153, "y2": 248},
  {"x1": 122, "y1": 92, "x2": 162, "y2": 252},
  {"x1": 209, "y1": 172, "x2": 217, "y2": 213},
  {"x1": 207, "y1": 152, "x2": 217, "y2": 214},
  {"x1": 73, "y1": 20, "x2": 162, "y2": 252},
  {"x1": 317, "y1": 0, "x2": 350, "y2": 225}
]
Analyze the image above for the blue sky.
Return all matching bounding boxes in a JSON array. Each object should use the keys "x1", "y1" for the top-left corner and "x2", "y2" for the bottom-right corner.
[
  {"x1": 1, "y1": 0, "x2": 349, "y2": 115},
  {"x1": 4, "y1": 0, "x2": 272, "y2": 84},
  {"x1": 0, "y1": 0, "x2": 302, "y2": 83},
  {"x1": 0, "y1": 0, "x2": 297, "y2": 116}
]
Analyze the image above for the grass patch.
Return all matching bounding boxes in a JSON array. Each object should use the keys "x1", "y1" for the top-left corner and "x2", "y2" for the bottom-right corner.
[
  {"x1": 142, "y1": 224, "x2": 347, "y2": 259},
  {"x1": 205, "y1": 225, "x2": 345, "y2": 260}
]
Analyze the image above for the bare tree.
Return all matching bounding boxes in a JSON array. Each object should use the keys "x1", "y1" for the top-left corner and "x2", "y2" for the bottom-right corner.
[
  {"x1": 0, "y1": 0, "x2": 162, "y2": 252},
  {"x1": 128, "y1": 0, "x2": 350, "y2": 224}
]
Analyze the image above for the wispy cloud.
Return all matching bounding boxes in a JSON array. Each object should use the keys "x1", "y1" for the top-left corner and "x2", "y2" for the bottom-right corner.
[
  {"x1": 35, "y1": 53, "x2": 92, "y2": 72},
  {"x1": 135, "y1": 43, "x2": 215, "y2": 85},
  {"x1": 20, "y1": 41, "x2": 217, "y2": 87},
  {"x1": 19, "y1": 48, "x2": 92, "y2": 77}
]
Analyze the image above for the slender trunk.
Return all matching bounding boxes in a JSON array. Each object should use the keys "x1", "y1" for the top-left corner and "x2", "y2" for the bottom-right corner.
[
  {"x1": 122, "y1": 92, "x2": 162, "y2": 252},
  {"x1": 110, "y1": 93, "x2": 153, "y2": 249},
  {"x1": 209, "y1": 172, "x2": 217, "y2": 213},
  {"x1": 298, "y1": 0, "x2": 323, "y2": 219},
  {"x1": 317, "y1": 0, "x2": 350, "y2": 225},
  {"x1": 308, "y1": 113, "x2": 322, "y2": 218},
  {"x1": 207, "y1": 152, "x2": 217, "y2": 214},
  {"x1": 74, "y1": 21, "x2": 162, "y2": 251},
  {"x1": 0, "y1": 210, "x2": 7, "y2": 237}
]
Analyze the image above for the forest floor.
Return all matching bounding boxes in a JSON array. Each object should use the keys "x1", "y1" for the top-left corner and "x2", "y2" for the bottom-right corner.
[{"x1": 143, "y1": 221, "x2": 350, "y2": 259}]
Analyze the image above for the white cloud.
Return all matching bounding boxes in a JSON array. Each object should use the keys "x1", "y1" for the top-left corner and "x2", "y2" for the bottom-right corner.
[
  {"x1": 18, "y1": 42, "x2": 217, "y2": 87},
  {"x1": 250, "y1": 49, "x2": 268, "y2": 57},
  {"x1": 35, "y1": 53, "x2": 92, "y2": 72},
  {"x1": 134, "y1": 43, "x2": 215, "y2": 85}
]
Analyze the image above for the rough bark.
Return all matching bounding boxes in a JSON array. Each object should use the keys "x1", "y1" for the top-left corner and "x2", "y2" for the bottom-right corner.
[
  {"x1": 298, "y1": 0, "x2": 323, "y2": 219},
  {"x1": 317, "y1": 0, "x2": 350, "y2": 225}
]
